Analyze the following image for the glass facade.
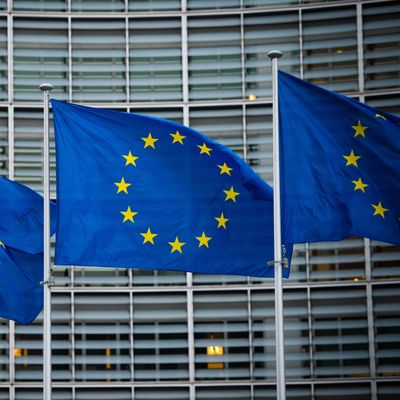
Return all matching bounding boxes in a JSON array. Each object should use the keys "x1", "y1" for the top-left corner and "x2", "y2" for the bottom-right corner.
[{"x1": 0, "y1": 0, "x2": 399, "y2": 399}]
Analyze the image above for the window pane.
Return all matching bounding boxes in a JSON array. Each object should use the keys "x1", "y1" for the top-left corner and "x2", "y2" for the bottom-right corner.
[
  {"x1": 303, "y1": 6, "x2": 358, "y2": 92},
  {"x1": 71, "y1": 0, "x2": 125, "y2": 11},
  {"x1": 244, "y1": 12, "x2": 300, "y2": 99},
  {"x1": 74, "y1": 293, "x2": 131, "y2": 381},
  {"x1": 129, "y1": 18, "x2": 182, "y2": 102},
  {"x1": 136, "y1": 387, "x2": 189, "y2": 400},
  {"x1": 254, "y1": 385, "x2": 312, "y2": 400},
  {"x1": 13, "y1": 0, "x2": 67, "y2": 11},
  {"x1": 13, "y1": 18, "x2": 68, "y2": 101},
  {"x1": 314, "y1": 383, "x2": 371, "y2": 400},
  {"x1": 0, "y1": 18, "x2": 7, "y2": 101},
  {"x1": 363, "y1": 2, "x2": 400, "y2": 91},
  {"x1": 311, "y1": 287, "x2": 369, "y2": 378},
  {"x1": 51, "y1": 294, "x2": 72, "y2": 381},
  {"x1": 378, "y1": 381, "x2": 400, "y2": 400},
  {"x1": 0, "y1": 322, "x2": 8, "y2": 381},
  {"x1": 72, "y1": 20, "x2": 126, "y2": 102},
  {"x1": 245, "y1": 104, "x2": 272, "y2": 183},
  {"x1": 188, "y1": 0, "x2": 240, "y2": 10},
  {"x1": 75, "y1": 388, "x2": 131, "y2": 400},
  {"x1": 0, "y1": 108, "x2": 7, "y2": 178},
  {"x1": 14, "y1": 108, "x2": 56, "y2": 195},
  {"x1": 309, "y1": 238, "x2": 366, "y2": 282},
  {"x1": 133, "y1": 292, "x2": 189, "y2": 381},
  {"x1": 188, "y1": 16, "x2": 242, "y2": 101},
  {"x1": 373, "y1": 284, "x2": 400, "y2": 377},
  {"x1": 371, "y1": 241, "x2": 400, "y2": 280},
  {"x1": 15, "y1": 388, "x2": 73, "y2": 400},
  {"x1": 128, "y1": 0, "x2": 181, "y2": 11},
  {"x1": 194, "y1": 291, "x2": 250, "y2": 379},
  {"x1": 196, "y1": 386, "x2": 251, "y2": 399},
  {"x1": 251, "y1": 289, "x2": 310, "y2": 380}
]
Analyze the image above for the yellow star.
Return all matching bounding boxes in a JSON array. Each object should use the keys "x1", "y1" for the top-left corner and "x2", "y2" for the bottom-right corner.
[
  {"x1": 197, "y1": 143, "x2": 212, "y2": 156},
  {"x1": 168, "y1": 236, "x2": 186, "y2": 254},
  {"x1": 141, "y1": 133, "x2": 159, "y2": 149},
  {"x1": 114, "y1": 177, "x2": 132, "y2": 194},
  {"x1": 196, "y1": 232, "x2": 212, "y2": 248},
  {"x1": 352, "y1": 178, "x2": 368, "y2": 193},
  {"x1": 170, "y1": 131, "x2": 186, "y2": 144},
  {"x1": 352, "y1": 120, "x2": 368, "y2": 138},
  {"x1": 120, "y1": 206, "x2": 138, "y2": 223},
  {"x1": 375, "y1": 113, "x2": 386, "y2": 120},
  {"x1": 372, "y1": 202, "x2": 388, "y2": 219},
  {"x1": 0, "y1": 241, "x2": 5, "y2": 249},
  {"x1": 140, "y1": 227, "x2": 158, "y2": 245},
  {"x1": 343, "y1": 150, "x2": 361, "y2": 167},
  {"x1": 217, "y1": 163, "x2": 233, "y2": 176},
  {"x1": 223, "y1": 186, "x2": 240, "y2": 202},
  {"x1": 215, "y1": 212, "x2": 229, "y2": 229},
  {"x1": 123, "y1": 151, "x2": 138, "y2": 167}
]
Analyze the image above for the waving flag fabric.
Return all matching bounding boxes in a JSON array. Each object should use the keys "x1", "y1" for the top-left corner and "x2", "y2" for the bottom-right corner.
[
  {"x1": 52, "y1": 100, "x2": 291, "y2": 278},
  {"x1": 279, "y1": 71, "x2": 400, "y2": 245},
  {"x1": 0, "y1": 178, "x2": 56, "y2": 254},
  {"x1": 0, "y1": 178, "x2": 56, "y2": 323},
  {"x1": 0, "y1": 244, "x2": 43, "y2": 324}
]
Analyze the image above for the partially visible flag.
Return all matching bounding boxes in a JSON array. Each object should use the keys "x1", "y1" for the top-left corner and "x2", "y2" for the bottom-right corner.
[
  {"x1": 0, "y1": 178, "x2": 56, "y2": 323},
  {"x1": 0, "y1": 244, "x2": 43, "y2": 324},
  {"x1": 52, "y1": 100, "x2": 291, "y2": 278},
  {"x1": 279, "y1": 71, "x2": 400, "y2": 245},
  {"x1": 0, "y1": 178, "x2": 56, "y2": 254}
]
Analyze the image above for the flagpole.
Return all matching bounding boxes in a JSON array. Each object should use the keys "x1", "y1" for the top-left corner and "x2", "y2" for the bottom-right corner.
[
  {"x1": 267, "y1": 50, "x2": 286, "y2": 400},
  {"x1": 39, "y1": 82, "x2": 53, "y2": 400}
]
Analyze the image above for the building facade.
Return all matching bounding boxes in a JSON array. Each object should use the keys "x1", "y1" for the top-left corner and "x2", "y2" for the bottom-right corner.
[{"x1": 0, "y1": 0, "x2": 399, "y2": 399}]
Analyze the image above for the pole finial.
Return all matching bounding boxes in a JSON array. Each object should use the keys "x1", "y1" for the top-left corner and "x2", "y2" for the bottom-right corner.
[
  {"x1": 39, "y1": 83, "x2": 54, "y2": 92},
  {"x1": 267, "y1": 50, "x2": 283, "y2": 60}
]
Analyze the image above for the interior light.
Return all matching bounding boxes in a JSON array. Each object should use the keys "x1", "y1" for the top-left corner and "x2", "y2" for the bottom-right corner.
[
  {"x1": 13, "y1": 348, "x2": 22, "y2": 357},
  {"x1": 207, "y1": 345, "x2": 224, "y2": 356},
  {"x1": 248, "y1": 94, "x2": 257, "y2": 101}
]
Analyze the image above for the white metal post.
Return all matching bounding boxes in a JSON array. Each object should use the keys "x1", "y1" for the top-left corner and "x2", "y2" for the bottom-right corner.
[
  {"x1": 267, "y1": 50, "x2": 286, "y2": 400},
  {"x1": 39, "y1": 82, "x2": 53, "y2": 400}
]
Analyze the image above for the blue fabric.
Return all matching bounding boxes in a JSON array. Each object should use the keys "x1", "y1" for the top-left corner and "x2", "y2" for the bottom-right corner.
[
  {"x1": 0, "y1": 178, "x2": 56, "y2": 254},
  {"x1": 279, "y1": 71, "x2": 400, "y2": 245},
  {"x1": 52, "y1": 100, "x2": 291, "y2": 278},
  {"x1": 0, "y1": 178, "x2": 56, "y2": 324},
  {"x1": 0, "y1": 246, "x2": 43, "y2": 324}
]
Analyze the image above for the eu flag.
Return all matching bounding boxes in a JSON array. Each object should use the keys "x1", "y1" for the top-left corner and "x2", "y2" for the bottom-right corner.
[
  {"x1": 52, "y1": 100, "x2": 291, "y2": 278},
  {"x1": 279, "y1": 71, "x2": 400, "y2": 245},
  {"x1": 0, "y1": 245, "x2": 43, "y2": 324},
  {"x1": 0, "y1": 178, "x2": 56, "y2": 323},
  {"x1": 0, "y1": 178, "x2": 56, "y2": 254}
]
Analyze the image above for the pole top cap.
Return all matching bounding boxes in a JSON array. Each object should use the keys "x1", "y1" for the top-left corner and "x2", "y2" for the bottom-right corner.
[
  {"x1": 39, "y1": 83, "x2": 54, "y2": 92},
  {"x1": 267, "y1": 50, "x2": 283, "y2": 59}
]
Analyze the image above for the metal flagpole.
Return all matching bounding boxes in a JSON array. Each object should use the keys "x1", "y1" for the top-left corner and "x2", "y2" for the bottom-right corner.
[
  {"x1": 39, "y1": 82, "x2": 53, "y2": 400},
  {"x1": 267, "y1": 50, "x2": 286, "y2": 400}
]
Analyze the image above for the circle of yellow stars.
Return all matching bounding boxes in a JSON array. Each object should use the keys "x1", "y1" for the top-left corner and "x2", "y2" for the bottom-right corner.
[
  {"x1": 343, "y1": 117, "x2": 389, "y2": 219},
  {"x1": 114, "y1": 130, "x2": 239, "y2": 254}
]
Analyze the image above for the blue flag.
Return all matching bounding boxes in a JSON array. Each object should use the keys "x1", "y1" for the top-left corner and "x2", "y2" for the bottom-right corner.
[
  {"x1": 52, "y1": 100, "x2": 291, "y2": 278},
  {"x1": 0, "y1": 178, "x2": 56, "y2": 324},
  {"x1": 279, "y1": 71, "x2": 400, "y2": 245},
  {"x1": 0, "y1": 178, "x2": 56, "y2": 254},
  {"x1": 0, "y1": 245, "x2": 43, "y2": 324}
]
